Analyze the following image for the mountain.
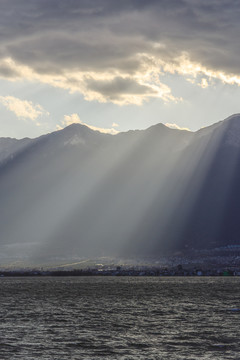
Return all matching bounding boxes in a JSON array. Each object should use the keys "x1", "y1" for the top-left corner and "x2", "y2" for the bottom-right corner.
[
  {"x1": 0, "y1": 137, "x2": 34, "y2": 165},
  {"x1": 1, "y1": 115, "x2": 240, "y2": 261}
]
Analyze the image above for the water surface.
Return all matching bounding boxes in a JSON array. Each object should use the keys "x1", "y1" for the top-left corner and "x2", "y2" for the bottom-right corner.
[{"x1": 0, "y1": 277, "x2": 240, "y2": 359}]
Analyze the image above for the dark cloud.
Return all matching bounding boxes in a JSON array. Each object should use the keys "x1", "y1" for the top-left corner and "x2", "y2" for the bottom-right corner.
[
  {"x1": 7, "y1": 34, "x2": 144, "y2": 74},
  {"x1": 0, "y1": 0, "x2": 240, "y2": 90},
  {"x1": 86, "y1": 76, "x2": 158, "y2": 100},
  {"x1": 0, "y1": 64, "x2": 20, "y2": 78}
]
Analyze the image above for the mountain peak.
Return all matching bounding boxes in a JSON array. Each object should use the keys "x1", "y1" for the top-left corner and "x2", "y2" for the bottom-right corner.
[
  {"x1": 224, "y1": 113, "x2": 240, "y2": 123},
  {"x1": 61, "y1": 122, "x2": 93, "y2": 134}
]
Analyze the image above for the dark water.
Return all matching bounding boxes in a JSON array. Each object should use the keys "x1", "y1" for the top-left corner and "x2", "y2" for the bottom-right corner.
[{"x1": 0, "y1": 277, "x2": 240, "y2": 359}]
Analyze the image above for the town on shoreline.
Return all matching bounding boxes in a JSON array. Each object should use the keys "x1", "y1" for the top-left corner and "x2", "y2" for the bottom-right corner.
[
  {"x1": 1, "y1": 264, "x2": 240, "y2": 277},
  {"x1": 1, "y1": 247, "x2": 240, "y2": 277}
]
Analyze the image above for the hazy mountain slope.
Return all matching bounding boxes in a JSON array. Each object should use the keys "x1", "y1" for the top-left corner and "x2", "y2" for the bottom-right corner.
[
  {"x1": 0, "y1": 115, "x2": 240, "y2": 260},
  {"x1": 179, "y1": 115, "x2": 240, "y2": 249},
  {"x1": 125, "y1": 115, "x2": 240, "y2": 255},
  {"x1": 0, "y1": 137, "x2": 34, "y2": 165}
]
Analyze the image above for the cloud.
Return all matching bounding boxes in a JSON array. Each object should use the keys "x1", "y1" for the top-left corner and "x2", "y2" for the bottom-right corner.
[
  {"x1": 0, "y1": 1, "x2": 240, "y2": 103},
  {"x1": 62, "y1": 113, "x2": 81, "y2": 127},
  {"x1": 83, "y1": 75, "x2": 174, "y2": 105},
  {"x1": 84, "y1": 124, "x2": 119, "y2": 135},
  {"x1": 85, "y1": 76, "x2": 156, "y2": 97},
  {"x1": 0, "y1": 59, "x2": 21, "y2": 79},
  {"x1": 199, "y1": 78, "x2": 209, "y2": 88},
  {"x1": 0, "y1": 96, "x2": 48, "y2": 121},
  {"x1": 165, "y1": 123, "x2": 191, "y2": 131},
  {"x1": 57, "y1": 113, "x2": 119, "y2": 135}
]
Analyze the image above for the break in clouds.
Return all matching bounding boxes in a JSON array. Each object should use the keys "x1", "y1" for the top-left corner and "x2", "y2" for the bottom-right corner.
[{"x1": 0, "y1": 0, "x2": 240, "y2": 105}]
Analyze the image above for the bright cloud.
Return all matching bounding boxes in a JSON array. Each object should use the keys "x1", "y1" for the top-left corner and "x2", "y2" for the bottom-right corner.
[
  {"x1": 165, "y1": 123, "x2": 191, "y2": 131},
  {"x1": 57, "y1": 114, "x2": 119, "y2": 135},
  {"x1": 62, "y1": 114, "x2": 81, "y2": 127},
  {"x1": 199, "y1": 78, "x2": 209, "y2": 89},
  {"x1": 0, "y1": 96, "x2": 48, "y2": 121}
]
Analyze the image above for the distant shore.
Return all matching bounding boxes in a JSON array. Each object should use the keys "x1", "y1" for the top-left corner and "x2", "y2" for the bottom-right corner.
[{"x1": 1, "y1": 266, "x2": 239, "y2": 277}]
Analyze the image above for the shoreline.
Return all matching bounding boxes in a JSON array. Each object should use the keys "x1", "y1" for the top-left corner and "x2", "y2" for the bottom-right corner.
[{"x1": 0, "y1": 267, "x2": 239, "y2": 277}]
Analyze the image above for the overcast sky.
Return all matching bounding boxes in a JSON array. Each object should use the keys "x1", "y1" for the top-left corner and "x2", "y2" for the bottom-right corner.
[{"x1": 1, "y1": 0, "x2": 240, "y2": 138}]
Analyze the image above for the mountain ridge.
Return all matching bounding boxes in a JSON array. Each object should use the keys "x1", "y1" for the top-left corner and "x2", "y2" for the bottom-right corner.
[{"x1": 1, "y1": 114, "x2": 240, "y2": 261}]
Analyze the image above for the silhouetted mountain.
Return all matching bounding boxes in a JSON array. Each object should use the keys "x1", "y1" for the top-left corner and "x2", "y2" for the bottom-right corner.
[{"x1": 1, "y1": 115, "x2": 240, "y2": 260}]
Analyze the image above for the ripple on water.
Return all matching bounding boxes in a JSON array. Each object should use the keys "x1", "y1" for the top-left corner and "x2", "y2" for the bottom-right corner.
[{"x1": 0, "y1": 277, "x2": 240, "y2": 359}]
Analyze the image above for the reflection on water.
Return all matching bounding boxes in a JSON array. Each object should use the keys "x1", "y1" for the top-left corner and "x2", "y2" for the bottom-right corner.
[{"x1": 0, "y1": 277, "x2": 240, "y2": 359}]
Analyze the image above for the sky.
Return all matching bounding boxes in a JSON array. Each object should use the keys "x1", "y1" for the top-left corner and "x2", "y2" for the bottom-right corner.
[{"x1": 1, "y1": 0, "x2": 240, "y2": 139}]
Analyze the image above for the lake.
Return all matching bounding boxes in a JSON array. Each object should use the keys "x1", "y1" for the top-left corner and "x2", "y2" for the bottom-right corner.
[{"x1": 0, "y1": 277, "x2": 240, "y2": 359}]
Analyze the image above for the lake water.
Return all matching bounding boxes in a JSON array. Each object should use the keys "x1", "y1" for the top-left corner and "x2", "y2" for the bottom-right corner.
[{"x1": 0, "y1": 277, "x2": 240, "y2": 359}]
